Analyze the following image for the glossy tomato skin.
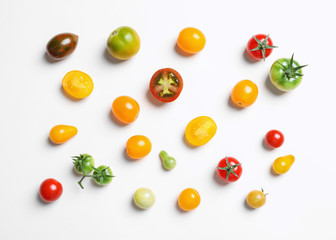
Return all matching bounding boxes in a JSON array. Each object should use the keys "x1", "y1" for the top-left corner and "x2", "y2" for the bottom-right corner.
[
  {"x1": 178, "y1": 188, "x2": 201, "y2": 211},
  {"x1": 39, "y1": 178, "x2": 63, "y2": 202},
  {"x1": 217, "y1": 157, "x2": 242, "y2": 183},
  {"x1": 107, "y1": 26, "x2": 140, "y2": 60},
  {"x1": 46, "y1": 33, "x2": 78, "y2": 60},
  {"x1": 149, "y1": 68, "x2": 183, "y2": 103},
  {"x1": 185, "y1": 116, "x2": 217, "y2": 146},
  {"x1": 126, "y1": 135, "x2": 152, "y2": 159},
  {"x1": 62, "y1": 70, "x2": 94, "y2": 99},
  {"x1": 112, "y1": 96, "x2": 140, "y2": 124},
  {"x1": 270, "y1": 57, "x2": 304, "y2": 91},
  {"x1": 246, "y1": 189, "x2": 266, "y2": 208},
  {"x1": 265, "y1": 130, "x2": 284, "y2": 148},
  {"x1": 231, "y1": 80, "x2": 258, "y2": 108},
  {"x1": 273, "y1": 155, "x2": 295, "y2": 174},
  {"x1": 177, "y1": 27, "x2": 206, "y2": 54},
  {"x1": 246, "y1": 34, "x2": 274, "y2": 60},
  {"x1": 49, "y1": 125, "x2": 77, "y2": 144},
  {"x1": 133, "y1": 188, "x2": 156, "y2": 209}
]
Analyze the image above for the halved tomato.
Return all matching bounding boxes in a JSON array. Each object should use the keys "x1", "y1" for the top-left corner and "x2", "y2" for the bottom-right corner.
[{"x1": 149, "y1": 68, "x2": 183, "y2": 103}]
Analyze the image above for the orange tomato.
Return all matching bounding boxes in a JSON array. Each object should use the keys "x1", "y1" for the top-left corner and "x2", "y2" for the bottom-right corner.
[
  {"x1": 126, "y1": 135, "x2": 152, "y2": 159},
  {"x1": 112, "y1": 96, "x2": 140, "y2": 124},
  {"x1": 62, "y1": 70, "x2": 94, "y2": 99},
  {"x1": 177, "y1": 27, "x2": 206, "y2": 54},
  {"x1": 49, "y1": 125, "x2": 77, "y2": 144},
  {"x1": 231, "y1": 80, "x2": 258, "y2": 108},
  {"x1": 185, "y1": 116, "x2": 217, "y2": 146},
  {"x1": 178, "y1": 188, "x2": 201, "y2": 211}
]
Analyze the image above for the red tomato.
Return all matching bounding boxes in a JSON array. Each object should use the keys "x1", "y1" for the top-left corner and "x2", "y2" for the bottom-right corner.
[
  {"x1": 217, "y1": 157, "x2": 242, "y2": 183},
  {"x1": 39, "y1": 178, "x2": 63, "y2": 202},
  {"x1": 246, "y1": 34, "x2": 276, "y2": 61},
  {"x1": 149, "y1": 68, "x2": 183, "y2": 103},
  {"x1": 265, "y1": 130, "x2": 284, "y2": 148}
]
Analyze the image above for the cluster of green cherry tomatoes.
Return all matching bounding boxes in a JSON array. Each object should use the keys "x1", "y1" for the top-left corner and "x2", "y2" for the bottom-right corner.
[{"x1": 39, "y1": 26, "x2": 305, "y2": 211}]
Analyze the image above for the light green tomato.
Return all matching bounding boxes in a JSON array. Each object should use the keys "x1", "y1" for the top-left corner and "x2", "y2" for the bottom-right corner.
[
  {"x1": 159, "y1": 150, "x2": 176, "y2": 170},
  {"x1": 133, "y1": 188, "x2": 155, "y2": 209},
  {"x1": 107, "y1": 26, "x2": 141, "y2": 60}
]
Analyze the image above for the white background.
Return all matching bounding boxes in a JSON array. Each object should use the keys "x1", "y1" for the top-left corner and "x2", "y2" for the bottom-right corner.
[{"x1": 1, "y1": 0, "x2": 335, "y2": 239}]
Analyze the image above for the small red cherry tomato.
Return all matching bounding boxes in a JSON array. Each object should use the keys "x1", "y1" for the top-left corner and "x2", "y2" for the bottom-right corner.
[
  {"x1": 39, "y1": 178, "x2": 63, "y2": 202},
  {"x1": 149, "y1": 68, "x2": 183, "y2": 103},
  {"x1": 265, "y1": 130, "x2": 284, "y2": 148},
  {"x1": 246, "y1": 34, "x2": 277, "y2": 61},
  {"x1": 217, "y1": 157, "x2": 242, "y2": 183}
]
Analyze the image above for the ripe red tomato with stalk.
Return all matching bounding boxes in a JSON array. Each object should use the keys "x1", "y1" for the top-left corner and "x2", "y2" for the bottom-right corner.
[
  {"x1": 217, "y1": 157, "x2": 242, "y2": 183},
  {"x1": 246, "y1": 34, "x2": 277, "y2": 61}
]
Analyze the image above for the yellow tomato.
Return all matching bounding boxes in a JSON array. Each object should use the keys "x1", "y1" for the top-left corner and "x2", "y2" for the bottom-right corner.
[
  {"x1": 185, "y1": 116, "x2": 217, "y2": 146},
  {"x1": 62, "y1": 70, "x2": 94, "y2": 99},
  {"x1": 126, "y1": 135, "x2": 152, "y2": 159},
  {"x1": 49, "y1": 125, "x2": 77, "y2": 144},
  {"x1": 273, "y1": 155, "x2": 295, "y2": 174},
  {"x1": 112, "y1": 96, "x2": 140, "y2": 124},
  {"x1": 178, "y1": 188, "x2": 201, "y2": 211},
  {"x1": 246, "y1": 189, "x2": 267, "y2": 209},
  {"x1": 231, "y1": 80, "x2": 258, "y2": 108},
  {"x1": 177, "y1": 27, "x2": 206, "y2": 54}
]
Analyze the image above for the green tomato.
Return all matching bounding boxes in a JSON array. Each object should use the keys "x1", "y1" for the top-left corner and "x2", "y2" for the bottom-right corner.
[
  {"x1": 92, "y1": 165, "x2": 114, "y2": 187},
  {"x1": 133, "y1": 188, "x2": 156, "y2": 209},
  {"x1": 270, "y1": 54, "x2": 307, "y2": 91},
  {"x1": 159, "y1": 150, "x2": 176, "y2": 170},
  {"x1": 107, "y1": 26, "x2": 141, "y2": 60},
  {"x1": 72, "y1": 154, "x2": 95, "y2": 174}
]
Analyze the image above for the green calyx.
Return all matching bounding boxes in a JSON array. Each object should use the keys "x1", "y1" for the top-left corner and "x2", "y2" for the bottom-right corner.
[
  {"x1": 277, "y1": 53, "x2": 308, "y2": 79},
  {"x1": 77, "y1": 166, "x2": 115, "y2": 189},
  {"x1": 250, "y1": 34, "x2": 277, "y2": 61},
  {"x1": 72, "y1": 154, "x2": 93, "y2": 174},
  {"x1": 217, "y1": 157, "x2": 241, "y2": 182}
]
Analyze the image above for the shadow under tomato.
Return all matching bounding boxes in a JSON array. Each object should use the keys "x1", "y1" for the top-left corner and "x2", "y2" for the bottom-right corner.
[
  {"x1": 174, "y1": 43, "x2": 194, "y2": 57},
  {"x1": 109, "y1": 109, "x2": 129, "y2": 126},
  {"x1": 227, "y1": 95, "x2": 244, "y2": 110},
  {"x1": 264, "y1": 74, "x2": 286, "y2": 96},
  {"x1": 244, "y1": 198, "x2": 256, "y2": 211},
  {"x1": 103, "y1": 48, "x2": 125, "y2": 64},
  {"x1": 123, "y1": 148, "x2": 139, "y2": 162},
  {"x1": 262, "y1": 138, "x2": 274, "y2": 150},
  {"x1": 243, "y1": 48, "x2": 259, "y2": 64},
  {"x1": 47, "y1": 136, "x2": 60, "y2": 146},
  {"x1": 146, "y1": 89, "x2": 165, "y2": 107},
  {"x1": 270, "y1": 165, "x2": 280, "y2": 177},
  {"x1": 175, "y1": 200, "x2": 189, "y2": 214},
  {"x1": 213, "y1": 169, "x2": 229, "y2": 186},
  {"x1": 131, "y1": 197, "x2": 146, "y2": 211},
  {"x1": 60, "y1": 85, "x2": 82, "y2": 102},
  {"x1": 44, "y1": 52, "x2": 61, "y2": 64},
  {"x1": 182, "y1": 134, "x2": 198, "y2": 149},
  {"x1": 37, "y1": 192, "x2": 50, "y2": 205}
]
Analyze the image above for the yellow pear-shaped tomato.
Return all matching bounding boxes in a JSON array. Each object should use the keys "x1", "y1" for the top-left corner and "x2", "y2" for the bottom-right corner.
[
  {"x1": 185, "y1": 116, "x2": 217, "y2": 146},
  {"x1": 272, "y1": 155, "x2": 295, "y2": 174},
  {"x1": 49, "y1": 125, "x2": 77, "y2": 144}
]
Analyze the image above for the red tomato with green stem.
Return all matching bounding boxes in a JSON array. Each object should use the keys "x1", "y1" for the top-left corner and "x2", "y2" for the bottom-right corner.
[
  {"x1": 217, "y1": 157, "x2": 242, "y2": 183},
  {"x1": 246, "y1": 34, "x2": 277, "y2": 61}
]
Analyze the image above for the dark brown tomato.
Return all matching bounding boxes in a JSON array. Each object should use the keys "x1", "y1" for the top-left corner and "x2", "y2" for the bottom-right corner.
[
  {"x1": 46, "y1": 33, "x2": 78, "y2": 60},
  {"x1": 149, "y1": 68, "x2": 183, "y2": 103}
]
